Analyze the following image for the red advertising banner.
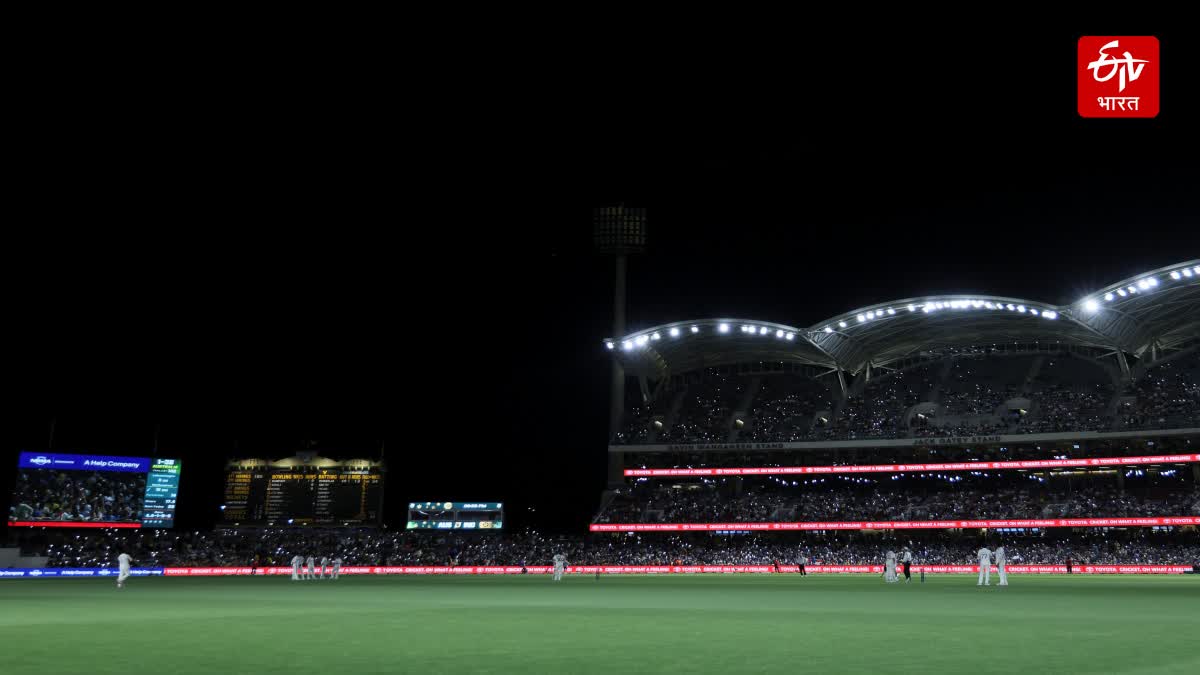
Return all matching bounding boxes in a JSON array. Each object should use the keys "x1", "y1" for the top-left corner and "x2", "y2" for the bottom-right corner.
[
  {"x1": 589, "y1": 516, "x2": 1200, "y2": 532},
  {"x1": 624, "y1": 454, "x2": 1200, "y2": 478},
  {"x1": 160, "y1": 564, "x2": 1193, "y2": 576}
]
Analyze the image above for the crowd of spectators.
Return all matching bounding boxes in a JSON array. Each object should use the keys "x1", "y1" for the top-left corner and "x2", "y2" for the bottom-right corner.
[
  {"x1": 14, "y1": 528, "x2": 1199, "y2": 568},
  {"x1": 8, "y1": 470, "x2": 144, "y2": 524},
  {"x1": 594, "y1": 477, "x2": 1200, "y2": 524},
  {"x1": 1120, "y1": 355, "x2": 1200, "y2": 430}
]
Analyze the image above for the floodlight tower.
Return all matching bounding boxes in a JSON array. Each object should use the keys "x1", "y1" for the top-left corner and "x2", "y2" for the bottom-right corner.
[{"x1": 594, "y1": 206, "x2": 646, "y2": 486}]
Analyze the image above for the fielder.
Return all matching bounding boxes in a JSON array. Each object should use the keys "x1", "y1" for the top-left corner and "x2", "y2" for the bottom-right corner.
[
  {"x1": 332, "y1": 556, "x2": 342, "y2": 580},
  {"x1": 117, "y1": 552, "x2": 134, "y2": 589},
  {"x1": 977, "y1": 546, "x2": 993, "y2": 586},
  {"x1": 901, "y1": 548, "x2": 913, "y2": 584},
  {"x1": 305, "y1": 555, "x2": 316, "y2": 580},
  {"x1": 552, "y1": 553, "x2": 567, "y2": 581},
  {"x1": 995, "y1": 545, "x2": 1008, "y2": 586},
  {"x1": 320, "y1": 555, "x2": 330, "y2": 580},
  {"x1": 884, "y1": 550, "x2": 898, "y2": 583},
  {"x1": 291, "y1": 554, "x2": 303, "y2": 580}
]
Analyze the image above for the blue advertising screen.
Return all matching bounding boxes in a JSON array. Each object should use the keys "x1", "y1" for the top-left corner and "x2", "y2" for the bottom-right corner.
[{"x1": 10, "y1": 452, "x2": 182, "y2": 528}]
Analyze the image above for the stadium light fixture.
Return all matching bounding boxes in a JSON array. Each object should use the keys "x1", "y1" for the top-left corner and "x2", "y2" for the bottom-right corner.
[
  {"x1": 1030, "y1": 308, "x2": 1040, "y2": 315},
  {"x1": 1116, "y1": 289, "x2": 1127, "y2": 297},
  {"x1": 886, "y1": 308, "x2": 895, "y2": 315},
  {"x1": 1017, "y1": 305, "x2": 1026, "y2": 313},
  {"x1": 636, "y1": 335, "x2": 649, "y2": 345},
  {"x1": 867, "y1": 311, "x2": 875, "y2": 319},
  {"x1": 651, "y1": 332, "x2": 661, "y2": 340},
  {"x1": 1193, "y1": 266, "x2": 1200, "y2": 274},
  {"x1": 669, "y1": 327, "x2": 680, "y2": 337},
  {"x1": 775, "y1": 329, "x2": 784, "y2": 337},
  {"x1": 785, "y1": 332, "x2": 794, "y2": 340},
  {"x1": 622, "y1": 340, "x2": 633, "y2": 350},
  {"x1": 605, "y1": 342, "x2": 615, "y2": 350},
  {"x1": 1148, "y1": 277, "x2": 1158, "y2": 287},
  {"x1": 1171, "y1": 271, "x2": 1182, "y2": 280},
  {"x1": 1127, "y1": 286, "x2": 1137, "y2": 294},
  {"x1": 718, "y1": 323, "x2": 729, "y2": 333},
  {"x1": 856, "y1": 314, "x2": 865, "y2": 323},
  {"x1": 1105, "y1": 292, "x2": 1114, "y2": 301},
  {"x1": 1044, "y1": 310, "x2": 1058, "y2": 320},
  {"x1": 907, "y1": 304, "x2": 916, "y2": 312},
  {"x1": 1184, "y1": 269, "x2": 1195, "y2": 278},
  {"x1": 760, "y1": 327, "x2": 769, "y2": 335},
  {"x1": 1084, "y1": 298, "x2": 1100, "y2": 313},
  {"x1": 1137, "y1": 279, "x2": 1150, "y2": 290},
  {"x1": 1006, "y1": 304, "x2": 1015, "y2": 310},
  {"x1": 838, "y1": 321, "x2": 847, "y2": 328},
  {"x1": 985, "y1": 302, "x2": 995, "y2": 309},
  {"x1": 824, "y1": 326, "x2": 833, "y2": 333},
  {"x1": 691, "y1": 326, "x2": 699, "y2": 333},
  {"x1": 922, "y1": 305, "x2": 932, "y2": 313}
]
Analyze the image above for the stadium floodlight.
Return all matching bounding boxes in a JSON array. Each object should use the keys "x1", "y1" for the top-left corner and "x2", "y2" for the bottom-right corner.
[
  {"x1": 605, "y1": 342, "x2": 615, "y2": 350},
  {"x1": 718, "y1": 323, "x2": 729, "y2": 333},
  {"x1": 651, "y1": 332, "x2": 661, "y2": 340},
  {"x1": 907, "y1": 304, "x2": 916, "y2": 312},
  {"x1": 1017, "y1": 305, "x2": 1026, "y2": 313},
  {"x1": 636, "y1": 335, "x2": 649, "y2": 345},
  {"x1": 1030, "y1": 308, "x2": 1040, "y2": 316},
  {"x1": 1194, "y1": 266, "x2": 1200, "y2": 274},
  {"x1": 1171, "y1": 271, "x2": 1182, "y2": 280},
  {"x1": 785, "y1": 332, "x2": 794, "y2": 340},
  {"x1": 985, "y1": 302, "x2": 995, "y2": 309},
  {"x1": 1148, "y1": 277, "x2": 1158, "y2": 287},
  {"x1": 838, "y1": 320, "x2": 848, "y2": 328},
  {"x1": 886, "y1": 308, "x2": 895, "y2": 315},
  {"x1": 1005, "y1": 304, "x2": 1015, "y2": 310},
  {"x1": 669, "y1": 327, "x2": 680, "y2": 337},
  {"x1": 775, "y1": 329, "x2": 784, "y2": 338},
  {"x1": 1116, "y1": 289, "x2": 1127, "y2": 297},
  {"x1": 856, "y1": 314, "x2": 865, "y2": 323},
  {"x1": 922, "y1": 305, "x2": 932, "y2": 313},
  {"x1": 1127, "y1": 286, "x2": 1137, "y2": 294},
  {"x1": 1105, "y1": 292, "x2": 1115, "y2": 301},
  {"x1": 1084, "y1": 298, "x2": 1100, "y2": 313},
  {"x1": 866, "y1": 311, "x2": 875, "y2": 319},
  {"x1": 622, "y1": 340, "x2": 633, "y2": 350},
  {"x1": 759, "y1": 327, "x2": 769, "y2": 335},
  {"x1": 690, "y1": 326, "x2": 699, "y2": 333},
  {"x1": 1137, "y1": 279, "x2": 1150, "y2": 290},
  {"x1": 824, "y1": 326, "x2": 833, "y2": 333},
  {"x1": 1184, "y1": 269, "x2": 1195, "y2": 278}
]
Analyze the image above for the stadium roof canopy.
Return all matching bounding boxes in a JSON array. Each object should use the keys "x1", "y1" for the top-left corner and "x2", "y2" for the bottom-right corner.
[{"x1": 606, "y1": 260, "x2": 1200, "y2": 378}]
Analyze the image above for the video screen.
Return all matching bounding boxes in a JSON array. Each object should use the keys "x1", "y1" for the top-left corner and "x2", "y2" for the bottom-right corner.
[
  {"x1": 9, "y1": 452, "x2": 182, "y2": 528},
  {"x1": 407, "y1": 502, "x2": 504, "y2": 530}
]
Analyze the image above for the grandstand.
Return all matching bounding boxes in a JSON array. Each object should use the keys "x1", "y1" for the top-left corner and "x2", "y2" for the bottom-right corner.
[{"x1": 598, "y1": 261, "x2": 1200, "y2": 547}]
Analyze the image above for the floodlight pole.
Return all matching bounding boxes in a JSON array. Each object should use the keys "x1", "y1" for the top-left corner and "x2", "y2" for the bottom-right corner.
[{"x1": 595, "y1": 206, "x2": 646, "y2": 488}]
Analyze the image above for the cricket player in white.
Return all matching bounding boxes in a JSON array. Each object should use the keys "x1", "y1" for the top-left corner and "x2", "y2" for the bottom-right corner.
[
  {"x1": 291, "y1": 555, "x2": 303, "y2": 580},
  {"x1": 305, "y1": 555, "x2": 316, "y2": 580},
  {"x1": 977, "y1": 546, "x2": 993, "y2": 586},
  {"x1": 884, "y1": 550, "x2": 897, "y2": 583},
  {"x1": 117, "y1": 552, "x2": 133, "y2": 589},
  {"x1": 332, "y1": 556, "x2": 342, "y2": 580},
  {"x1": 320, "y1": 556, "x2": 330, "y2": 580},
  {"x1": 552, "y1": 553, "x2": 567, "y2": 581},
  {"x1": 901, "y1": 548, "x2": 913, "y2": 583},
  {"x1": 995, "y1": 546, "x2": 1008, "y2": 586}
]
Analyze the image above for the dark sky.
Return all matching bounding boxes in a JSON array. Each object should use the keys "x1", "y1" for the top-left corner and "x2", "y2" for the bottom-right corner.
[{"x1": 4, "y1": 23, "x2": 1197, "y2": 535}]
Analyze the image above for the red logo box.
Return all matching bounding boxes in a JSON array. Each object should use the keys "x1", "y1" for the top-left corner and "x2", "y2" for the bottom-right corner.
[{"x1": 1078, "y1": 36, "x2": 1159, "y2": 118}]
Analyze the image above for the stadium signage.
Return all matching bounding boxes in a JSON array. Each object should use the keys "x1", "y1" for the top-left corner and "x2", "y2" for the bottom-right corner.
[
  {"x1": 588, "y1": 516, "x2": 1200, "y2": 532},
  {"x1": 915, "y1": 435, "x2": 1001, "y2": 445},
  {"x1": 624, "y1": 454, "x2": 1200, "y2": 477},
  {"x1": 18, "y1": 452, "x2": 151, "y2": 473}
]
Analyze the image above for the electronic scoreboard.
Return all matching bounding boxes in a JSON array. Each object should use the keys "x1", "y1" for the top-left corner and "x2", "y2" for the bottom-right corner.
[
  {"x1": 10, "y1": 452, "x2": 182, "y2": 528},
  {"x1": 407, "y1": 502, "x2": 503, "y2": 530}
]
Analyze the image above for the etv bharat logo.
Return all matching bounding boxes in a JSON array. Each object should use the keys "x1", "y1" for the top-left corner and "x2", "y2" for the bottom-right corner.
[{"x1": 1078, "y1": 36, "x2": 1159, "y2": 118}]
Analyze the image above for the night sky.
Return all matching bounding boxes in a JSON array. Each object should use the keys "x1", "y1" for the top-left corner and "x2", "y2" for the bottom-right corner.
[{"x1": 4, "y1": 24, "x2": 1196, "y2": 536}]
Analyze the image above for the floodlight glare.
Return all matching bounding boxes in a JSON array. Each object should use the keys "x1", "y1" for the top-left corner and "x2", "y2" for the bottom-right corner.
[
  {"x1": 1006, "y1": 304, "x2": 1015, "y2": 310},
  {"x1": 1137, "y1": 279, "x2": 1150, "y2": 290},
  {"x1": 718, "y1": 323, "x2": 729, "y2": 333},
  {"x1": 759, "y1": 327, "x2": 769, "y2": 335},
  {"x1": 691, "y1": 326, "x2": 699, "y2": 333},
  {"x1": 1017, "y1": 305, "x2": 1026, "y2": 313},
  {"x1": 605, "y1": 342, "x2": 615, "y2": 350},
  {"x1": 1127, "y1": 286, "x2": 1137, "y2": 294},
  {"x1": 1105, "y1": 293, "x2": 1114, "y2": 301},
  {"x1": 1184, "y1": 269, "x2": 1195, "y2": 278},
  {"x1": 1043, "y1": 311, "x2": 1057, "y2": 319},
  {"x1": 1148, "y1": 277, "x2": 1158, "y2": 287},
  {"x1": 775, "y1": 329, "x2": 784, "y2": 337},
  {"x1": 1084, "y1": 298, "x2": 1100, "y2": 312},
  {"x1": 886, "y1": 308, "x2": 895, "y2": 315},
  {"x1": 922, "y1": 305, "x2": 931, "y2": 313},
  {"x1": 866, "y1": 311, "x2": 875, "y2": 319},
  {"x1": 1171, "y1": 271, "x2": 1182, "y2": 280},
  {"x1": 669, "y1": 327, "x2": 680, "y2": 337},
  {"x1": 1117, "y1": 289, "x2": 1127, "y2": 297},
  {"x1": 622, "y1": 341, "x2": 633, "y2": 350},
  {"x1": 838, "y1": 321, "x2": 847, "y2": 328},
  {"x1": 856, "y1": 314, "x2": 865, "y2": 323},
  {"x1": 1193, "y1": 266, "x2": 1200, "y2": 274},
  {"x1": 651, "y1": 332, "x2": 661, "y2": 340},
  {"x1": 785, "y1": 333, "x2": 794, "y2": 340},
  {"x1": 824, "y1": 326, "x2": 833, "y2": 333},
  {"x1": 907, "y1": 304, "x2": 916, "y2": 312},
  {"x1": 1030, "y1": 308, "x2": 1040, "y2": 315},
  {"x1": 636, "y1": 335, "x2": 649, "y2": 345}
]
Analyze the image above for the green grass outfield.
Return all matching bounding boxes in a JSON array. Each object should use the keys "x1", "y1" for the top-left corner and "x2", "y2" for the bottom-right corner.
[{"x1": 2, "y1": 574, "x2": 1198, "y2": 674}]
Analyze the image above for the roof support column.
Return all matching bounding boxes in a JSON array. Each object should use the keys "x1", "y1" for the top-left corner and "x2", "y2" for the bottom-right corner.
[
  {"x1": 1116, "y1": 351, "x2": 1131, "y2": 380},
  {"x1": 836, "y1": 369, "x2": 847, "y2": 398}
]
